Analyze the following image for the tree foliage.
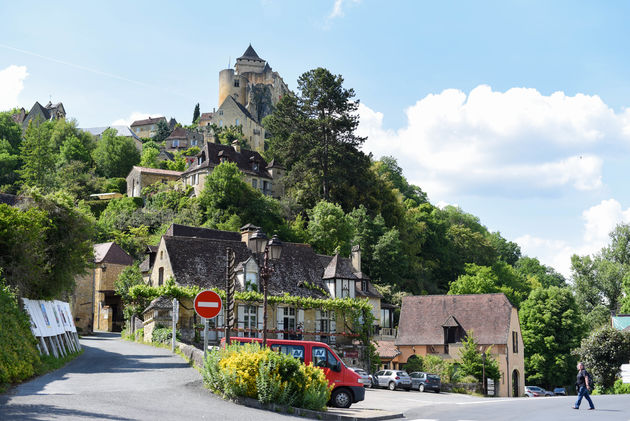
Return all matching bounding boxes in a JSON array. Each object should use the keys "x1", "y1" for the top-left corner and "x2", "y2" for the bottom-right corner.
[
  {"x1": 192, "y1": 103, "x2": 200, "y2": 124},
  {"x1": 307, "y1": 200, "x2": 353, "y2": 256},
  {"x1": 458, "y1": 332, "x2": 500, "y2": 381},
  {"x1": 520, "y1": 286, "x2": 585, "y2": 388},
  {"x1": 575, "y1": 326, "x2": 630, "y2": 390},
  {"x1": 93, "y1": 128, "x2": 140, "y2": 178}
]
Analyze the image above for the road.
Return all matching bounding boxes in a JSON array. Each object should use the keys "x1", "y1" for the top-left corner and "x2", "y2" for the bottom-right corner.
[
  {"x1": 0, "y1": 333, "x2": 302, "y2": 421},
  {"x1": 356, "y1": 387, "x2": 630, "y2": 421}
]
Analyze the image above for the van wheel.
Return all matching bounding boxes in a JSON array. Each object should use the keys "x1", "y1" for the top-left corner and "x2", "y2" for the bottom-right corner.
[
  {"x1": 331, "y1": 388, "x2": 352, "y2": 408},
  {"x1": 388, "y1": 381, "x2": 396, "y2": 391},
  {"x1": 419, "y1": 384, "x2": 425, "y2": 392}
]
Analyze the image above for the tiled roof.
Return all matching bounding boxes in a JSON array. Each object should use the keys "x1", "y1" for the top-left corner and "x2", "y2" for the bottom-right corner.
[
  {"x1": 93, "y1": 242, "x2": 133, "y2": 265},
  {"x1": 129, "y1": 166, "x2": 183, "y2": 177},
  {"x1": 144, "y1": 296, "x2": 173, "y2": 313},
  {"x1": 165, "y1": 224, "x2": 241, "y2": 242},
  {"x1": 396, "y1": 294, "x2": 515, "y2": 346},
  {"x1": 375, "y1": 340, "x2": 401, "y2": 359},
  {"x1": 167, "y1": 126, "x2": 187, "y2": 140},
  {"x1": 130, "y1": 116, "x2": 165, "y2": 127},
  {"x1": 181, "y1": 141, "x2": 272, "y2": 179},
  {"x1": 323, "y1": 255, "x2": 358, "y2": 280},
  {"x1": 139, "y1": 256, "x2": 151, "y2": 273}
]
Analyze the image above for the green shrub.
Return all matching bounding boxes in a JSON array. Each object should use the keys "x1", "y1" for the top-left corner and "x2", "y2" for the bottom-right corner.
[
  {"x1": 612, "y1": 378, "x2": 630, "y2": 394},
  {"x1": 152, "y1": 327, "x2": 180, "y2": 344},
  {"x1": 203, "y1": 343, "x2": 331, "y2": 411},
  {"x1": 0, "y1": 280, "x2": 41, "y2": 390}
]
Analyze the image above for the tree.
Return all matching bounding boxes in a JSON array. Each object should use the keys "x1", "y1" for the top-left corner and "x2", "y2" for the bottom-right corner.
[
  {"x1": 153, "y1": 120, "x2": 172, "y2": 142},
  {"x1": 93, "y1": 128, "x2": 140, "y2": 178},
  {"x1": 192, "y1": 103, "x2": 200, "y2": 124},
  {"x1": 140, "y1": 147, "x2": 160, "y2": 169},
  {"x1": 0, "y1": 112, "x2": 22, "y2": 191},
  {"x1": 576, "y1": 327, "x2": 630, "y2": 390},
  {"x1": 458, "y1": 332, "x2": 500, "y2": 382},
  {"x1": 520, "y1": 286, "x2": 585, "y2": 389},
  {"x1": 489, "y1": 232, "x2": 522, "y2": 266},
  {"x1": 372, "y1": 156, "x2": 428, "y2": 205},
  {"x1": 19, "y1": 121, "x2": 56, "y2": 190},
  {"x1": 264, "y1": 68, "x2": 368, "y2": 209},
  {"x1": 403, "y1": 354, "x2": 424, "y2": 372},
  {"x1": 306, "y1": 200, "x2": 353, "y2": 256},
  {"x1": 515, "y1": 256, "x2": 566, "y2": 289}
]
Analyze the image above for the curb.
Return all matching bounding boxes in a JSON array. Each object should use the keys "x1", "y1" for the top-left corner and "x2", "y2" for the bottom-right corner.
[{"x1": 173, "y1": 341, "x2": 404, "y2": 420}]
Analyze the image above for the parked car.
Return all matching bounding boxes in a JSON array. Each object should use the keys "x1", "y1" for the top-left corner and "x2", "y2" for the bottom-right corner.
[
  {"x1": 524, "y1": 386, "x2": 547, "y2": 397},
  {"x1": 349, "y1": 367, "x2": 372, "y2": 388},
  {"x1": 372, "y1": 370, "x2": 412, "y2": 390},
  {"x1": 409, "y1": 371, "x2": 441, "y2": 393},
  {"x1": 541, "y1": 387, "x2": 554, "y2": 396},
  {"x1": 553, "y1": 387, "x2": 567, "y2": 396},
  {"x1": 222, "y1": 337, "x2": 364, "y2": 408}
]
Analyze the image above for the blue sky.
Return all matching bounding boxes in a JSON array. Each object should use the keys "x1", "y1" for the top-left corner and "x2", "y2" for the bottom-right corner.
[{"x1": 2, "y1": 1, "x2": 630, "y2": 277}]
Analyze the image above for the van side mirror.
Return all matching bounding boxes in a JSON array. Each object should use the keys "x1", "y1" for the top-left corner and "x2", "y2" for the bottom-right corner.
[{"x1": 333, "y1": 360, "x2": 342, "y2": 372}]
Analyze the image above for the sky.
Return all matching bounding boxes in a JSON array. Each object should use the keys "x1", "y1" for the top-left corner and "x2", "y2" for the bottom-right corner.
[{"x1": 2, "y1": 1, "x2": 630, "y2": 277}]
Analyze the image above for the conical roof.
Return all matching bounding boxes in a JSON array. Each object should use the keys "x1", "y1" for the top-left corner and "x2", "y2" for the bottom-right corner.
[{"x1": 239, "y1": 44, "x2": 262, "y2": 60}]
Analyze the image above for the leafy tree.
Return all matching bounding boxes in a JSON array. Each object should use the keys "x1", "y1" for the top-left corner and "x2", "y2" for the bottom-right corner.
[
  {"x1": 19, "y1": 121, "x2": 56, "y2": 190},
  {"x1": 458, "y1": 332, "x2": 500, "y2": 382},
  {"x1": 448, "y1": 262, "x2": 531, "y2": 307},
  {"x1": 403, "y1": 354, "x2": 424, "y2": 372},
  {"x1": 520, "y1": 286, "x2": 585, "y2": 389},
  {"x1": 140, "y1": 147, "x2": 160, "y2": 169},
  {"x1": 489, "y1": 232, "x2": 522, "y2": 266},
  {"x1": 264, "y1": 68, "x2": 368, "y2": 209},
  {"x1": 93, "y1": 128, "x2": 140, "y2": 178},
  {"x1": 192, "y1": 103, "x2": 200, "y2": 124},
  {"x1": 515, "y1": 256, "x2": 566, "y2": 288},
  {"x1": 306, "y1": 200, "x2": 353, "y2": 256},
  {"x1": 372, "y1": 156, "x2": 428, "y2": 205},
  {"x1": 153, "y1": 120, "x2": 172, "y2": 142},
  {"x1": 115, "y1": 264, "x2": 148, "y2": 320},
  {"x1": 576, "y1": 326, "x2": 630, "y2": 390},
  {"x1": 0, "y1": 112, "x2": 23, "y2": 191}
]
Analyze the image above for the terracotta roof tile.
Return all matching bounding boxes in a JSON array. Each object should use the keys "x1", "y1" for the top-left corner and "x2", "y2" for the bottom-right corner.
[{"x1": 375, "y1": 340, "x2": 401, "y2": 359}]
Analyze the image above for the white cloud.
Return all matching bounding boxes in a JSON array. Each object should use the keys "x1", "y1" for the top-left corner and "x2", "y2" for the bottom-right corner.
[
  {"x1": 517, "y1": 199, "x2": 630, "y2": 277},
  {"x1": 327, "y1": 0, "x2": 361, "y2": 19},
  {"x1": 358, "y1": 85, "x2": 630, "y2": 199},
  {"x1": 0, "y1": 65, "x2": 28, "y2": 110},
  {"x1": 111, "y1": 112, "x2": 153, "y2": 127}
]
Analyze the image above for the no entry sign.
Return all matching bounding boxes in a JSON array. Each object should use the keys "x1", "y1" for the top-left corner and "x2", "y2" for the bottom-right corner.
[{"x1": 194, "y1": 290, "x2": 222, "y2": 319}]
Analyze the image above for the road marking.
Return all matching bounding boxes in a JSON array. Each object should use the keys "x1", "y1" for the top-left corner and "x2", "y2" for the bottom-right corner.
[{"x1": 197, "y1": 302, "x2": 219, "y2": 308}]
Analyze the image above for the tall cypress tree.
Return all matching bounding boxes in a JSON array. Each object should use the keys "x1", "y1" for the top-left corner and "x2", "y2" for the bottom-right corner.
[{"x1": 192, "y1": 103, "x2": 200, "y2": 124}]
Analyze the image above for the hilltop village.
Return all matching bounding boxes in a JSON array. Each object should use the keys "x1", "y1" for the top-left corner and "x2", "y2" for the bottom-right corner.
[{"x1": 2, "y1": 45, "x2": 630, "y2": 400}]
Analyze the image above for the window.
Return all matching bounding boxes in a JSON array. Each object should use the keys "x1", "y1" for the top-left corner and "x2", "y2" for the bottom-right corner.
[
  {"x1": 312, "y1": 346, "x2": 339, "y2": 370},
  {"x1": 361, "y1": 280, "x2": 368, "y2": 292},
  {"x1": 341, "y1": 279, "x2": 351, "y2": 298},
  {"x1": 253, "y1": 162, "x2": 259, "y2": 171},
  {"x1": 172, "y1": 139, "x2": 179, "y2": 147},
  {"x1": 219, "y1": 110, "x2": 223, "y2": 116},
  {"x1": 512, "y1": 331, "x2": 518, "y2": 353},
  {"x1": 158, "y1": 267, "x2": 164, "y2": 286},
  {"x1": 381, "y1": 309, "x2": 391, "y2": 328},
  {"x1": 280, "y1": 307, "x2": 297, "y2": 339},
  {"x1": 235, "y1": 119, "x2": 239, "y2": 126},
  {"x1": 234, "y1": 79, "x2": 239, "y2": 87},
  {"x1": 241, "y1": 305, "x2": 257, "y2": 337},
  {"x1": 160, "y1": 251, "x2": 164, "y2": 260},
  {"x1": 271, "y1": 344, "x2": 304, "y2": 362},
  {"x1": 191, "y1": 139, "x2": 197, "y2": 146},
  {"x1": 219, "y1": 120, "x2": 223, "y2": 127},
  {"x1": 252, "y1": 179, "x2": 258, "y2": 189}
]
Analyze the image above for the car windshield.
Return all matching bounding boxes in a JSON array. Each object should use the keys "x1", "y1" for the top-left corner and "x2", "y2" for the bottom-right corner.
[{"x1": 428, "y1": 375, "x2": 440, "y2": 380}]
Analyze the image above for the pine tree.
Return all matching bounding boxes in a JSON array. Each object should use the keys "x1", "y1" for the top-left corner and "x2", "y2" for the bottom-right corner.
[{"x1": 192, "y1": 103, "x2": 200, "y2": 124}]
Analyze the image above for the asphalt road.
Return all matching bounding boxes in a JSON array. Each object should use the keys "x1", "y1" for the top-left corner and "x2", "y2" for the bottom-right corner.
[
  {"x1": 357, "y1": 386, "x2": 630, "y2": 421},
  {"x1": 0, "y1": 332, "x2": 303, "y2": 421}
]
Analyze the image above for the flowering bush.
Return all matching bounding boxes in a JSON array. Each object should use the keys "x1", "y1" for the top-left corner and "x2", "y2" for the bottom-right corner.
[{"x1": 203, "y1": 343, "x2": 331, "y2": 410}]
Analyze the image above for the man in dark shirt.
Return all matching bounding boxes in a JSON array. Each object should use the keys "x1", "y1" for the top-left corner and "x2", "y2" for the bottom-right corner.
[{"x1": 573, "y1": 362, "x2": 595, "y2": 410}]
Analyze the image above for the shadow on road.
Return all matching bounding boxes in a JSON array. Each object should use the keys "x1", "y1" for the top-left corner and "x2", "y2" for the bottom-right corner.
[{"x1": 0, "y1": 402, "x2": 135, "y2": 420}]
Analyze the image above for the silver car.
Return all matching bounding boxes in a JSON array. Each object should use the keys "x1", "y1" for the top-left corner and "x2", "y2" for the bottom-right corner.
[
  {"x1": 373, "y1": 370, "x2": 412, "y2": 391},
  {"x1": 349, "y1": 367, "x2": 372, "y2": 388}
]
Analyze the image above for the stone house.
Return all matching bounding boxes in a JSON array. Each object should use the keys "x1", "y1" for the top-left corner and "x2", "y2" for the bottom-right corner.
[
  {"x1": 13, "y1": 101, "x2": 66, "y2": 128},
  {"x1": 126, "y1": 166, "x2": 183, "y2": 197},
  {"x1": 394, "y1": 293, "x2": 525, "y2": 397},
  {"x1": 180, "y1": 141, "x2": 284, "y2": 199},
  {"x1": 143, "y1": 223, "x2": 385, "y2": 365},
  {"x1": 71, "y1": 242, "x2": 133, "y2": 333},
  {"x1": 164, "y1": 126, "x2": 204, "y2": 152},
  {"x1": 130, "y1": 116, "x2": 166, "y2": 139}
]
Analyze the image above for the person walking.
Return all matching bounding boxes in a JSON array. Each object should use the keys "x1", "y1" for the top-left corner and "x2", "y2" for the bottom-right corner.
[{"x1": 572, "y1": 362, "x2": 595, "y2": 410}]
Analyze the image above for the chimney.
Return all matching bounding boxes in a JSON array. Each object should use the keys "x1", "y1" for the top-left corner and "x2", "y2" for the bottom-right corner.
[
  {"x1": 351, "y1": 245, "x2": 361, "y2": 273},
  {"x1": 240, "y1": 224, "x2": 259, "y2": 248},
  {"x1": 232, "y1": 139, "x2": 241, "y2": 153}
]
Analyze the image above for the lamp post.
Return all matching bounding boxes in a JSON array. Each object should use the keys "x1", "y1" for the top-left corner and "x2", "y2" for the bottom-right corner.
[
  {"x1": 249, "y1": 229, "x2": 282, "y2": 347},
  {"x1": 482, "y1": 351, "x2": 487, "y2": 396}
]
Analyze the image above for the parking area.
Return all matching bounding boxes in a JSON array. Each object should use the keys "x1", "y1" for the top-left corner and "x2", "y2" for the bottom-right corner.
[{"x1": 353, "y1": 386, "x2": 495, "y2": 413}]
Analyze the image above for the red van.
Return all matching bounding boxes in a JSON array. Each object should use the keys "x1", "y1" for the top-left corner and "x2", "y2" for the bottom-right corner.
[{"x1": 221, "y1": 337, "x2": 365, "y2": 408}]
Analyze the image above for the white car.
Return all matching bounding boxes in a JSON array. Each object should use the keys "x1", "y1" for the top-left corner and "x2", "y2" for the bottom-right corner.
[{"x1": 349, "y1": 367, "x2": 372, "y2": 388}]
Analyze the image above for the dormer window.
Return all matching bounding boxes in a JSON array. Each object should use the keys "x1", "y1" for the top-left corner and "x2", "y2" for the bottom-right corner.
[
  {"x1": 253, "y1": 162, "x2": 259, "y2": 171},
  {"x1": 361, "y1": 280, "x2": 367, "y2": 292}
]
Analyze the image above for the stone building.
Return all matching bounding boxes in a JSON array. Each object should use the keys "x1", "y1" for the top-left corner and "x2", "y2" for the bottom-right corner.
[
  {"x1": 12, "y1": 101, "x2": 66, "y2": 128},
  {"x1": 199, "y1": 45, "x2": 290, "y2": 152},
  {"x1": 164, "y1": 126, "x2": 204, "y2": 152},
  {"x1": 394, "y1": 294, "x2": 525, "y2": 397},
  {"x1": 142, "y1": 223, "x2": 386, "y2": 365},
  {"x1": 126, "y1": 166, "x2": 183, "y2": 197},
  {"x1": 71, "y1": 242, "x2": 133, "y2": 333},
  {"x1": 180, "y1": 141, "x2": 284, "y2": 199},
  {"x1": 130, "y1": 116, "x2": 166, "y2": 139}
]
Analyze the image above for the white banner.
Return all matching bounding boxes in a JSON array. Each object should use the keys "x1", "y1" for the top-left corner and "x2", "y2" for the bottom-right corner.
[
  {"x1": 43, "y1": 301, "x2": 65, "y2": 336},
  {"x1": 22, "y1": 299, "x2": 44, "y2": 337}
]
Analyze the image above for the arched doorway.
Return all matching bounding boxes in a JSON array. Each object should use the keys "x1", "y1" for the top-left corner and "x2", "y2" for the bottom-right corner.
[{"x1": 512, "y1": 369, "x2": 520, "y2": 397}]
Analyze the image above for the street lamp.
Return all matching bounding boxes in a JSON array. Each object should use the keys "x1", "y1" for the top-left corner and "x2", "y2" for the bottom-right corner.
[{"x1": 249, "y1": 229, "x2": 283, "y2": 347}]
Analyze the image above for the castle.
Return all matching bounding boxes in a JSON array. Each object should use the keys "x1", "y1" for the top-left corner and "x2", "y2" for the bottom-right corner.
[{"x1": 199, "y1": 45, "x2": 289, "y2": 151}]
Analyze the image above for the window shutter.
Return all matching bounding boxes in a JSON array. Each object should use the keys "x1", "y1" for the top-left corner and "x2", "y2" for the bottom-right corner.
[
  {"x1": 277, "y1": 306, "x2": 285, "y2": 340},
  {"x1": 297, "y1": 309, "x2": 304, "y2": 339},
  {"x1": 217, "y1": 311, "x2": 224, "y2": 339},
  {"x1": 257, "y1": 306, "x2": 263, "y2": 338},
  {"x1": 330, "y1": 311, "x2": 337, "y2": 344},
  {"x1": 237, "y1": 305, "x2": 245, "y2": 338},
  {"x1": 315, "y1": 310, "x2": 321, "y2": 341}
]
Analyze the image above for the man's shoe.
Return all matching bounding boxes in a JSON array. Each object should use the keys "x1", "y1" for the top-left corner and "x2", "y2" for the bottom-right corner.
[
  {"x1": 588, "y1": 408, "x2": 595, "y2": 410},
  {"x1": 572, "y1": 406, "x2": 579, "y2": 409}
]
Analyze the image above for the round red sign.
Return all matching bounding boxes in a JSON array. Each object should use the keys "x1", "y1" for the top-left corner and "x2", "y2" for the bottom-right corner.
[{"x1": 194, "y1": 290, "x2": 223, "y2": 319}]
